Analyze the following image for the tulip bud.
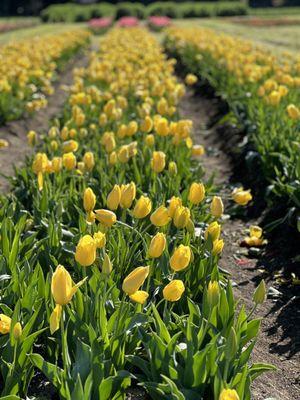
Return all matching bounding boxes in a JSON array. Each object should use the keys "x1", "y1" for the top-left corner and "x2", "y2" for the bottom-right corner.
[
  {"x1": 156, "y1": 118, "x2": 169, "y2": 136},
  {"x1": 51, "y1": 265, "x2": 86, "y2": 306},
  {"x1": 75, "y1": 235, "x2": 97, "y2": 267},
  {"x1": 168, "y1": 161, "x2": 177, "y2": 176},
  {"x1": 109, "y1": 151, "x2": 117, "y2": 165},
  {"x1": 219, "y1": 389, "x2": 240, "y2": 400},
  {"x1": 102, "y1": 253, "x2": 112, "y2": 275},
  {"x1": 148, "y1": 232, "x2": 166, "y2": 258},
  {"x1": 150, "y1": 205, "x2": 171, "y2": 227},
  {"x1": 212, "y1": 239, "x2": 224, "y2": 255},
  {"x1": 120, "y1": 182, "x2": 136, "y2": 209},
  {"x1": 225, "y1": 327, "x2": 237, "y2": 361},
  {"x1": 133, "y1": 196, "x2": 152, "y2": 219},
  {"x1": 205, "y1": 221, "x2": 221, "y2": 242},
  {"x1": 127, "y1": 121, "x2": 138, "y2": 136},
  {"x1": 27, "y1": 130, "x2": 37, "y2": 146},
  {"x1": 232, "y1": 187, "x2": 252, "y2": 206},
  {"x1": 129, "y1": 290, "x2": 149, "y2": 304},
  {"x1": 62, "y1": 152, "x2": 76, "y2": 170},
  {"x1": 186, "y1": 218, "x2": 195, "y2": 234},
  {"x1": 188, "y1": 182, "x2": 205, "y2": 205},
  {"x1": 249, "y1": 225, "x2": 262, "y2": 238},
  {"x1": 207, "y1": 281, "x2": 220, "y2": 309},
  {"x1": 83, "y1": 152, "x2": 95, "y2": 171},
  {"x1": 151, "y1": 151, "x2": 166, "y2": 173},
  {"x1": 107, "y1": 184, "x2": 121, "y2": 210},
  {"x1": 13, "y1": 322, "x2": 22, "y2": 340},
  {"x1": 95, "y1": 209, "x2": 117, "y2": 227},
  {"x1": 52, "y1": 157, "x2": 62, "y2": 173},
  {"x1": 185, "y1": 73, "x2": 198, "y2": 85},
  {"x1": 210, "y1": 196, "x2": 224, "y2": 218},
  {"x1": 253, "y1": 280, "x2": 266, "y2": 305},
  {"x1": 287, "y1": 104, "x2": 300, "y2": 120},
  {"x1": 62, "y1": 140, "x2": 78, "y2": 153},
  {"x1": 118, "y1": 145, "x2": 130, "y2": 163},
  {"x1": 122, "y1": 266, "x2": 150, "y2": 295},
  {"x1": 168, "y1": 196, "x2": 182, "y2": 218},
  {"x1": 192, "y1": 145, "x2": 205, "y2": 157},
  {"x1": 93, "y1": 231, "x2": 106, "y2": 248},
  {"x1": 83, "y1": 188, "x2": 96, "y2": 212},
  {"x1": 50, "y1": 304, "x2": 62, "y2": 335},
  {"x1": 0, "y1": 314, "x2": 11, "y2": 334},
  {"x1": 141, "y1": 116, "x2": 153, "y2": 133},
  {"x1": 77, "y1": 162, "x2": 85, "y2": 174},
  {"x1": 144, "y1": 134, "x2": 155, "y2": 147},
  {"x1": 173, "y1": 206, "x2": 190, "y2": 229},
  {"x1": 170, "y1": 245, "x2": 191, "y2": 271},
  {"x1": 163, "y1": 280, "x2": 185, "y2": 302}
]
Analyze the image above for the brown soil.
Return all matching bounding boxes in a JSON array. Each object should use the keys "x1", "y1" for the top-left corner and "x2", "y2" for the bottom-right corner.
[
  {"x1": 0, "y1": 47, "x2": 91, "y2": 194},
  {"x1": 179, "y1": 88, "x2": 300, "y2": 400}
]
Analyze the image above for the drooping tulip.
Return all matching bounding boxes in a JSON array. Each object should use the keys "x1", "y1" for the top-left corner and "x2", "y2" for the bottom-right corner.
[
  {"x1": 232, "y1": 187, "x2": 252, "y2": 206},
  {"x1": 163, "y1": 280, "x2": 185, "y2": 302},
  {"x1": 122, "y1": 266, "x2": 150, "y2": 295},
  {"x1": 129, "y1": 290, "x2": 149, "y2": 304},
  {"x1": 150, "y1": 205, "x2": 171, "y2": 227},
  {"x1": 132, "y1": 196, "x2": 152, "y2": 219},
  {"x1": 95, "y1": 209, "x2": 117, "y2": 227}
]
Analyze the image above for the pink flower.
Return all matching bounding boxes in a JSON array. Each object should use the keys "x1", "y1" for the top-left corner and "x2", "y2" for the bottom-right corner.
[
  {"x1": 88, "y1": 18, "x2": 113, "y2": 29},
  {"x1": 117, "y1": 17, "x2": 139, "y2": 27},
  {"x1": 148, "y1": 16, "x2": 171, "y2": 28}
]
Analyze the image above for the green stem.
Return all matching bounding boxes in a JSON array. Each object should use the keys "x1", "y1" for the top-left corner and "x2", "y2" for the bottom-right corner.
[{"x1": 60, "y1": 308, "x2": 69, "y2": 379}]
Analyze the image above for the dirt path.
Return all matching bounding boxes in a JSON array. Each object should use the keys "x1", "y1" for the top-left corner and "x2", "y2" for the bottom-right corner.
[
  {"x1": 179, "y1": 88, "x2": 300, "y2": 400},
  {"x1": 0, "y1": 46, "x2": 92, "y2": 194}
]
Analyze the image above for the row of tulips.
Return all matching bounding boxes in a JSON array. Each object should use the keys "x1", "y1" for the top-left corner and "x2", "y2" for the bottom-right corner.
[
  {"x1": 164, "y1": 27, "x2": 300, "y2": 231},
  {"x1": 0, "y1": 28, "x2": 90, "y2": 125},
  {"x1": 0, "y1": 28, "x2": 274, "y2": 399}
]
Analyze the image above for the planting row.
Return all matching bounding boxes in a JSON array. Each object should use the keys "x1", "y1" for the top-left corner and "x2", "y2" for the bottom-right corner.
[
  {"x1": 0, "y1": 28, "x2": 90, "y2": 125},
  {"x1": 0, "y1": 28, "x2": 273, "y2": 399},
  {"x1": 164, "y1": 27, "x2": 300, "y2": 230}
]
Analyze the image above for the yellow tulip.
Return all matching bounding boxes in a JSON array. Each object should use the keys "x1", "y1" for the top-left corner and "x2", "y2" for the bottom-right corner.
[
  {"x1": 0, "y1": 314, "x2": 11, "y2": 334},
  {"x1": 210, "y1": 196, "x2": 224, "y2": 218},
  {"x1": 122, "y1": 266, "x2": 150, "y2": 295},
  {"x1": 168, "y1": 196, "x2": 182, "y2": 218},
  {"x1": 50, "y1": 304, "x2": 62, "y2": 335},
  {"x1": 148, "y1": 232, "x2": 166, "y2": 258},
  {"x1": 144, "y1": 134, "x2": 155, "y2": 147},
  {"x1": 249, "y1": 225, "x2": 262, "y2": 238},
  {"x1": 129, "y1": 290, "x2": 149, "y2": 304},
  {"x1": 232, "y1": 187, "x2": 252, "y2": 206},
  {"x1": 107, "y1": 184, "x2": 121, "y2": 210},
  {"x1": 212, "y1": 239, "x2": 224, "y2": 255},
  {"x1": 188, "y1": 182, "x2": 205, "y2": 204},
  {"x1": 13, "y1": 322, "x2": 22, "y2": 340},
  {"x1": 207, "y1": 281, "x2": 220, "y2": 308},
  {"x1": 120, "y1": 182, "x2": 136, "y2": 209},
  {"x1": 83, "y1": 188, "x2": 96, "y2": 212},
  {"x1": 127, "y1": 121, "x2": 138, "y2": 136},
  {"x1": 51, "y1": 265, "x2": 87, "y2": 306},
  {"x1": 52, "y1": 157, "x2": 62, "y2": 173},
  {"x1": 163, "y1": 280, "x2": 185, "y2": 302},
  {"x1": 62, "y1": 152, "x2": 76, "y2": 170},
  {"x1": 141, "y1": 116, "x2": 153, "y2": 133},
  {"x1": 156, "y1": 118, "x2": 169, "y2": 136},
  {"x1": 27, "y1": 130, "x2": 37, "y2": 146},
  {"x1": 150, "y1": 205, "x2": 171, "y2": 227},
  {"x1": 170, "y1": 245, "x2": 191, "y2": 271},
  {"x1": 109, "y1": 151, "x2": 118, "y2": 165},
  {"x1": 95, "y1": 209, "x2": 117, "y2": 227},
  {"x1": 151, "y1": 151, "x2": 166, "y2": 173},
  {"x1": 62, "y1": 140, "x2": 78, "y2": 153},
  {"x1": 75, "y1": 235, "x2": 97, "y2": 267},
  {"x1": 168, "y1": 161, "x2": 177, "y2": 176},
  {"x1": 93, "y1": 231, "x2": 106, "y2": 248},
  {"x1": 32, "y1": 152, "x2": 48, "y2": 174},
  {"x1": 118, "y1": 145, "x2": 130, "y2": 163},
  {"x1": 83, "y1": 152, "x2": 95, "y2": 171},
  {"x1": 173, "y1": 206, "x2": 190, "y2": 229},
  {"x1": 192, "y1": 144, "x2": 205, "y2": 156},
  {"x1": 205, "y1": 221, "x2": 221, "y2": 241},
  {"x1": 133, "y1": 196, "x2": 152, "y2": 219},
  {"x1": 219, "y1": 388, "x2": 240, "y2": 400},
  {"x1": 185, "y1": 73, "x2": 198, "y2": 85},
  {"x1": 287, "y1": 104, "x2": 300, "y2": 120}
]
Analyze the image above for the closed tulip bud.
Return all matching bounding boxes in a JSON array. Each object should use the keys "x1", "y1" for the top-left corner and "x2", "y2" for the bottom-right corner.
[
  {"x1": 50, "y1": 140, "x2": 58, "y2": 151},
  {"x1": 50, "y1": 304, "x2": 62, "y2": 335},
  {"x1": 120, "y1": 182, "x2": 136, "y2": 209},
  {"x1": 148, "y1": 232, "x2": 166, "y2": 258},
  {"x1": 27, "y1": 130, "x2": 37, "y2": 146},
  {"x1": 83, "y1": 152, "x2": 95, "y2": 171},
  {"x1": 186, "y1": 218, "x2": 195, "y2": 234},
  {"x1": 107, "y1": 184, "x2": 121, "y2": 210},
  {"x1": 122, "y1": 266, "x2": 150, "y2": 295},
  {"x1": 185, "y1": 73, "x2": 198, "y2": 85},
  {"x1": 150, "y1": 205, "x2": 171, "y2": 227},
  {"x1": 0, "y1": 314, "x2": 11, "y2": 334},
  {"x1": 151, "y1": 151, "x2": 166, "y2": 173},
  {"x1": 51, "y1": 265, "x2": 87, "y2": 306},
  {"x1": 83, "y1": 188, "x2": 96, "y2": 212},
  {"x1": 109, "y1": 151, "x2": 118, "y2": 165},
  {"x1": 253, "y1": 280, "x2": 266, "y2": 305},
  {"x1": 210, "y1": 196, "x2": 224, "y2": 218},
  {"x1": 99, "y1": 113, "x2": 107, "y2": 126},
  {"x1": 141, "y1": 116, "x2": 153, "y2": 133},
  {"x1": 173, "y1": 206, "x2": 190, "y2": 229},
  {"x1": 192, "y1": 145, "x2": 205, "y2": 156},
  {"x1": 75, "y1": 235, "x2": 97, "y2": 267},
  {"x1": 95, "y1": 209, "x2": 117, "y2": 227},
  {"x1": 163, "y1": 280, "x2": 185, "y2": 302},
  {"x1": 60, "y1": 127, "x2": 69, "y2": 140},
  {"x1": 13, "y1": 322, "x2": 22, "y2": 340},
  {"x1": 117, "y1": 124, "x2": 127, "y2": 138},
  {"x1": 62, "y1": 152, "x2": 76, "y2": 170},
  {"x1": 269, "y1": 90, "x2": 281, "y2": 106},
  {"x1": 48, "y1": 126, "x2": 58, "y2": 138},
  {"x1": 102, "y1": 253, "x2": 112, "y2": 275},
  {"x1": 170, "y1": 245, "x2": 191, "y2": 271},
  {"x1": 77, "y1": 162, "x2": 85, "y2": 174},
  {"x1": 62, "y1": 140, "x2": 78, "y2": 153},
  {"x1": 168, "y1": 161, "x2": 177, "y2": 176},
  {"x1": 52, "y1": 157, "x2": 62, "y2": 173},
  {"x1": 232, "y1": 187, "x2": 252, "y2": 206},
  {"x1": 118, "y1": 145, "x2": 130, "y2": 163},
  {"x1": 287, "y1": 104, "x2": 300, "y2": 120},
  {"x1": 219, "y1": 389, "x2": 240, "y2": 400},
  {"x1": 205, "y1": 221, "x2": 221, "y2": 241},
  {"x1": 133, "y1": 196, "x2": 152, "y2": 219},
  {"x1": 156, "y1": 118, "x2": 169, "y2": 136},
  {"x1": 225, "y1": 327, "x2": 237, "y2": 361},
  {"x1": 207, "y1": 281, "x2": 220, "y2": 309},
  {"x1": 189, "y1": 182, "x2": 205, "y2": 204},
  {"x1": 127, "y1": 121, "x2": 138, "y2": 136},
  {"x1": 168, "y1": 196, "x2": 182, "y2": 218},
  {"x1": 93, "y1": 231, "x2": 106, "y2": 248},
  {"x1": 129, "y1": 290, "x2": 149, "y2": 304},
  {"x1": 249, "y1": 225, "x2": 262, "y2": 238},
  {"x1": 145, "y1": 134, "x2": 155, "y2": 147}
]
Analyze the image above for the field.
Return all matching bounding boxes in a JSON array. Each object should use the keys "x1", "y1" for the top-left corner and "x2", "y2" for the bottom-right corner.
[{"x1": 0, "y1": 11, "x2": 299, "y2": 400}]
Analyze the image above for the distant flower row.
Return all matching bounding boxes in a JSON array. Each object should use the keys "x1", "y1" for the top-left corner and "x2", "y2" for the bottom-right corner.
[{"x1": 88, "y1": 16, "x2": 172, "y2": 32}]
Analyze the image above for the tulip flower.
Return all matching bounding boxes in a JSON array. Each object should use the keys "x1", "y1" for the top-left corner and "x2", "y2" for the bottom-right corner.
[
  {"x1": 51, "y1": 265, "x2": 87, "y2": 306},
  {"x1": 173, "y1": 206, "x2": 190, "y2": 229},
  {"x1": 102, "y1": 253, "x2": 112, "y2": 275},
  {"x1": 210, "y1": 196, "x2": 224, "y2": 218},
  {"x1": 207, "y1": 281, "x2": 220, "y2": 309},
  {"x1": 243, "y1": 225, "x2": 265, "y2": 247},
  {"x1": 27, "y1": 130, "x2": 37, "y2": 146},
  {"x1": 50, "y1": 304, "x2": 62, "y2": 334},
  {"x1": 95, "y1": 209, "x2": 117, "y2": 227},
  {"x1": 205, "y1": 221, "x2": 221, "y2": 242},
  {"x1": 83, "y1": 151, "x2": 95, "y2": 171},
  {"x1": 109, "y1": 151, "x2": 118, "y2": 165},
  {"x1": 188, "y1": 182, "x2": 205, "y2": 204},
  {"x1": 287, "y1": 104, "x2": 300, "y2": 120},
  {"x1": 93, "y1": 231, "x2": 106, "y2": 248},
  {"x1": 118, "y1": 145, "x2": 130, "y2": 163},
  {"x1": 133, "y1": 196, "x2": 152, "y2": 218},
  {"x1": 168, "y1": 161, "x2": 177, "y2": 176},
  {"x1": 185, "y1": 73, "x2": 198, "y2": 85},
  {"x1": 151, "y1": 151, "x2": 166, "y2": 173},
  {"x1": 253, "y1": 280, "x2": 266, "y2": 305},
  {"x1": 129, "y1": 290, "x2": 149, "y2": 304},
  {"x1": 83, "y1": 188, "x2": 96, "y2": 213},
  {"x1": 148, "y1": 232, "x2": 166, "y2": 258},
  {"x1": 52, "y1": 157, "x2": 62, "y2": 173},
  {"x1": 156, "y1": 118, "x2": 169, "y2": 136},
  {"x1": 163, "y1": 280, "x2": 185, "y2": 302},
  {"x1": 141, "y1": 116, "x2": 153, "y2": 133},
  {"x1": 75, "y1": 235, "x2": 97, "y2": 267},
  {"x1": 120, "y1": 182, "x2": 136, "y2": 209},
  {"x1": 219, "y1": 388, "x2": 240, "y2": 400},
  {"x1": 232, "y1": 187, "x2": 252, "y2": 206},
  {"x1": 62, "y1": 140, "x2": 78, "y2": 153},
  {"x1": 13, "y1": 322, "x2": 22, "y2": 340},
  {"x1": 0, "y1": 314, "x2": 11, "y2": 334},
  {"x1": 192, "y1": 145, "x2": 205, "y2": 157},
  {"x1": 168, "y1": 196, "x2": 182, "y2": 218},
  {"x1": 62, "y1": 152, "x2": 76, "y2": 170},
  {"x1": 107, "y1": 184, "x2": 121, "y2": 210},
  {"x1": 170, "y1": 245, "x2": 191, "y2": 271},
  {"x1": 212, "y1": 239, "x2": 224, "y2": 255},
  {"x1": 122, "y1": 266, "x2": 150, "y2": 295},
  {"x1": 150, "y1": 205, "x2": 171, "y2": 227},
  {"x1": 145, "y1": 134, "x2": 155, "y2": 147}
]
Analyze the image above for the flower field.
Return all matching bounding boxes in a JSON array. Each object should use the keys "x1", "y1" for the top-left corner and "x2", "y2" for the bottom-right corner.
[{"x1": 0, "y1": 21, "x2": 298, "y2": 400}]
